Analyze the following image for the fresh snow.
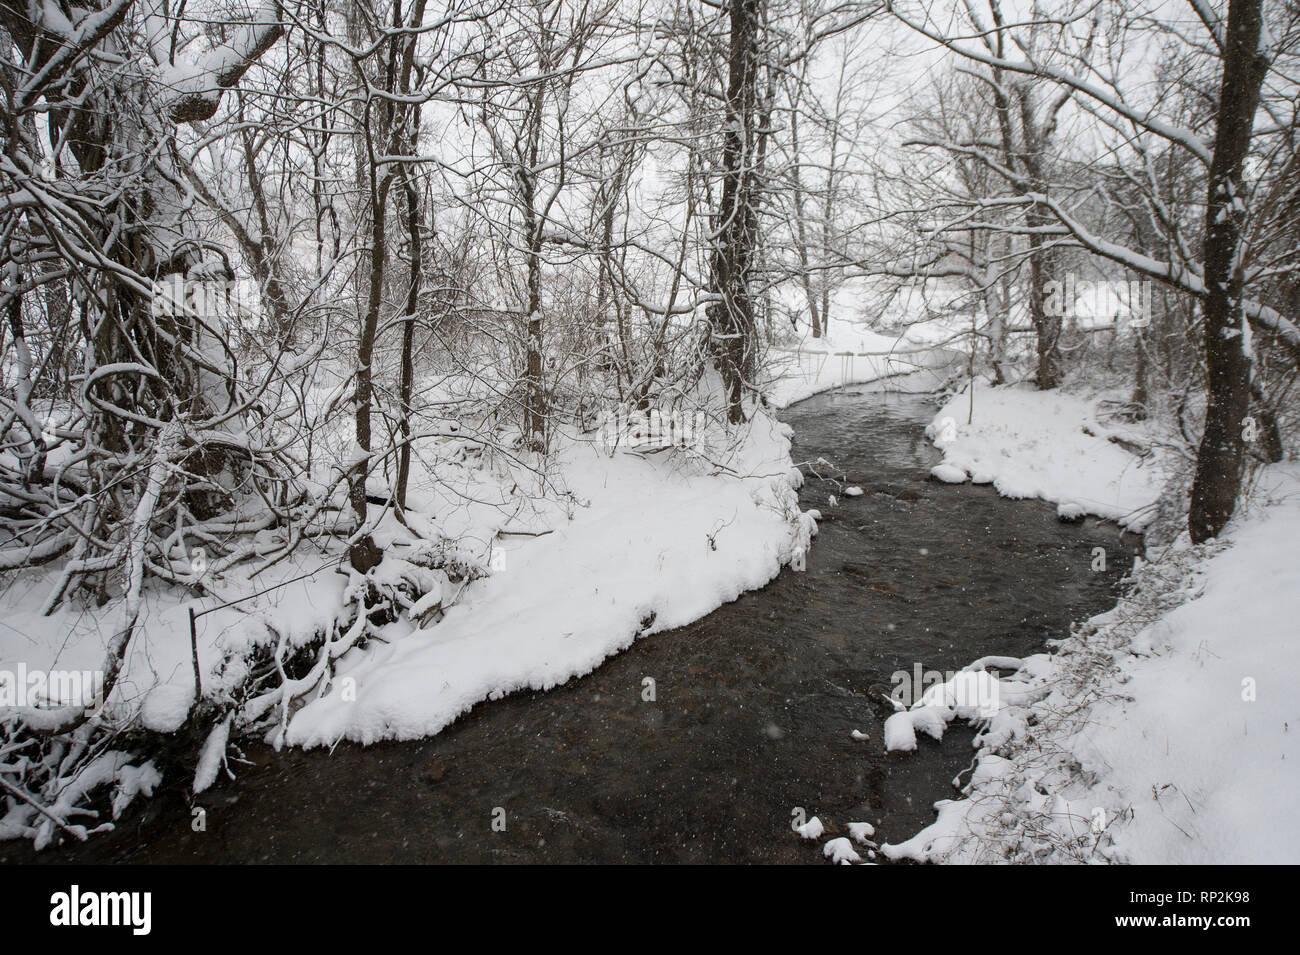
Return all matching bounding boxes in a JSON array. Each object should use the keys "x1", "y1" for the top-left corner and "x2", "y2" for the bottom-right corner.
[
  {"x1": 925, "y1": 382, "x2": 1169, "y2": 530},
  {"x1": 193, "y1": 715, "x2": 232, "y2": 794},
  {"x1": 929, "y1": 463, "x2": 967, "y2": 484},
  {"x1": 796, "y1": 816, "x2": 825, "y2": 840},
  {"x1": 848, "y1": 821, "x2": 876, "y2": 843},
  {"x1": 883, "y1": 711, "x2": 919, "y2": 752},
  {"x1": 881, "y1": 399, "x2": 1300, "y2": 864},
  {"x1": 823, "y1": 836, "x2": 862, "y2": 864},
  {"x1": 285, "y1": 411, "x2": 815, "y2": 746}
]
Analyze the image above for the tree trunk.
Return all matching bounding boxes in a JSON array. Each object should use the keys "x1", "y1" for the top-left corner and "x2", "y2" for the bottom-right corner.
[
  {"x1": 787, "y1": 100, "x2": 822, "y2": 339},
  {"x1": 984, "y1": 283, "x2": 1007, "y2": 385},
  {"x1": 1189, "y1": 0, "x2": 1270, "y2": 543},
  {"x1": 1131, "y1": 327, "x2": 1150, "y2": 418},
  {"x1": 349, "y1": 163, "x2": 388, "y2": 574},
  {"x1": 522, "y1": 172, "x2": 547, "y2": 451},
  {"x1": 707, "y1": 0, "x2": 762, "y2": 423},
  {"x1": 1026, "y1": 208, "x2": 1063, "y2": 389},
  {"x1": 396, "y1": 160, "x2": 422, "y2": 513}
]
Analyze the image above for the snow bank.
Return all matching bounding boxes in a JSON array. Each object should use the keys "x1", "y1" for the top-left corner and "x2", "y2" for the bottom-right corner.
[
  {"x1": 925, "y1": 383, "x2": 1169, "y2": 530},
  {"x1": 284, "y1": 410, "x2": 815, "y2": 746},
  {"x1": 3, "y1": 389, "x2": 814, "y2": 839},
  {"x1": 883, "y1": 464, "x2": 1300, "y2": 864},
  {"x1": 0, "y1": 558, "x2": 346, "y2": 733}
]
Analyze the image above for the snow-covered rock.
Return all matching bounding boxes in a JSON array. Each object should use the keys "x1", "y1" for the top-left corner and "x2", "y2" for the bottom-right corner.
[
  {"x1": 848, "y1": 821, "x2": 876, "y2": 844},
  {"x1": 883, "y1": 711, "x2": 918, "y2": 752},
  {"x1": 930, "y1": 463, "x2": 968, "y2": 484},
  {"x1": 796, "y1": 816, "x2": 825, "y2": 840},
  {"x1": 823, "y1": 837, "x2": 862, "y2": 864}
]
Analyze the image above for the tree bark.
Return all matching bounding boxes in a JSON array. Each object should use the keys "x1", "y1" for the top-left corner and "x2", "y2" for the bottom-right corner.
[
  {"x1": 1189, "y1": 0, "x2": 1270, "y2": 543},
  {"x1": 707, "y1": 0, "x2": 763, "y2": 423},
  {"x1": 396, "y1": 160, "x2": 422, "y2": 514},
  {"x1": 1026, "y1": 209, "x2": 1064, "y2": 389},
  {"x1": 349, "y1": 155, "x2": 389, "y2": 574}
]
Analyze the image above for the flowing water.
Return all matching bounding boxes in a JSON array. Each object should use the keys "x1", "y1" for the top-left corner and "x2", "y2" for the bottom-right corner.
[{"x1": 9, "y1": 390, "x2": 1139, "y2": 864}]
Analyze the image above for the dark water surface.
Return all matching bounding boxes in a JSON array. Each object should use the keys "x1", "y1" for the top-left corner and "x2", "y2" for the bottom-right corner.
[{"x1": 7, "y1": 390, "x2": 1138, "y2": 864}]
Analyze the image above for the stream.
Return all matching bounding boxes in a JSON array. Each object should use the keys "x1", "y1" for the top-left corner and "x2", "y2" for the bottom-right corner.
[{"x1": 7, "y1": 389, "x2": 1140, "y2": 864}]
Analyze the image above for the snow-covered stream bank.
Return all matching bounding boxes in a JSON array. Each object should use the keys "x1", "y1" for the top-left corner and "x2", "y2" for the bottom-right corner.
[
  {"x1": 13, "y1": 374, "x2": 1279, "y2": 866},
  {"x1": 282, "y1": 412, "x2": 815, "y2": 748},
  {"x1": 2, "y1": 331, "x2": 951, "y2": 849},
  {"x1": 0, "y1": 405, "x2": 814, "y2": 844},
  {"x1": 875, "y1": 384, "x2": 1300, "y2": 865},
  {"x1": 5, "y1": 390, "x2": 1136, "y2": 863}
]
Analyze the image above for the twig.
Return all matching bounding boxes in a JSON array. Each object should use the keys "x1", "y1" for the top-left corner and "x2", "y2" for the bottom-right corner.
[{"x1": 0, "y1": 774, "x2": 88, "y2": 842}]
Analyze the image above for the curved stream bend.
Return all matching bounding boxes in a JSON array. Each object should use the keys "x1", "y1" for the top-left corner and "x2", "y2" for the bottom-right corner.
[{"x1": 9, "y1": 390, "x2": 1139, "y2": 864}]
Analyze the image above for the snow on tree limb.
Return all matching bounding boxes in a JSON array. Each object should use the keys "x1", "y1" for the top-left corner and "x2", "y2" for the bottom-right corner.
[
  {"x1": 7, "y1": 0, "x2": 135, "y2": 110},
  {"x1": 886, "y1": 0, "x2": 1213, "y2": 166},
  {"x1": 1024, "y1": 191, "x2": 1300, "y2": 362},
  {"x1": 165, "y1": 2, "x2": 286, "y2": 124}
]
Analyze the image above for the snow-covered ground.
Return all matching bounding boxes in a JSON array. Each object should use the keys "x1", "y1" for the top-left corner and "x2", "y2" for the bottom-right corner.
[
  {"x1": 0, "y1": 410, "x2": 811, "y2": 748},
  {"x1": 874, "y1": 387, "x2": 1300, "y2": 865},
  {"x1": 285, "y1": 412, "x2": 815, "y2": 746},
  {"x1": 924, "y1": 382, "x2": 1170, "y2": 530}
]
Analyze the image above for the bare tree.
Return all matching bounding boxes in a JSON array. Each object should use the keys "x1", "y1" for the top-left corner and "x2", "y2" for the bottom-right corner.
[{"x1": 890, "y1": 0, "x2": 1300, "y2": 537}]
